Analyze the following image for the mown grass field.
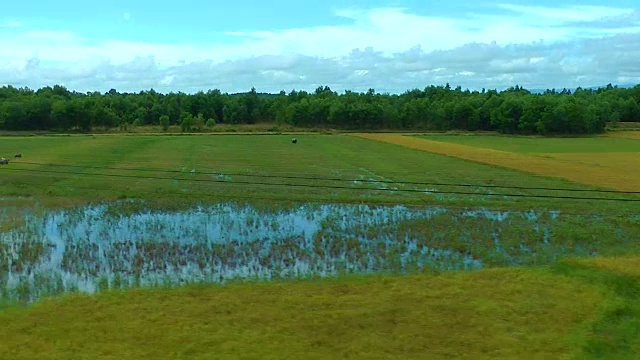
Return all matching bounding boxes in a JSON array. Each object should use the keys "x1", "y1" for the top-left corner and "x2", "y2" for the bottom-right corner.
[{"x1": 1, "y1": 133, "x2": 640, "y2": 359}]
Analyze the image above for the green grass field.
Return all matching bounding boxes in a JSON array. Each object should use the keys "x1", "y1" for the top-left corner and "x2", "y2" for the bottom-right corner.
[
  {"x1": 1, "y1": 134, "x2": 636, "y2": 214},
  {"x1": 1, "y1": 133, "x2": 640, "y2": 359},
  {"x1": 1, "y1": 257, "x2": 639, "y2": 359}
]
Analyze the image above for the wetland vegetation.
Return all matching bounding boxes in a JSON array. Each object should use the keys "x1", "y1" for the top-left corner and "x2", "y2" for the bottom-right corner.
[{"x1": 0, "y1": 120, "x2": 639, "y2": 358}]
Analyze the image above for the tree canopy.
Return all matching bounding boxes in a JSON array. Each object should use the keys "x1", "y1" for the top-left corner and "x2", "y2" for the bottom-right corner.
[{"x1": 0, "y1": 83, "x2": 638, "y2": 134}]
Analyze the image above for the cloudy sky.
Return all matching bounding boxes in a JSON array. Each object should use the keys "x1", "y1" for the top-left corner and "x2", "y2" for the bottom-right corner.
[{"x1": 1, "y1": 0, "x2": 639, "y2": 94}]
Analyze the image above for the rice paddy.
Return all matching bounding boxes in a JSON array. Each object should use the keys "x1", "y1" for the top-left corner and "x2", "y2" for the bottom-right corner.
[
  {"x1": 350, "y1": 133, "x2": 640, "y2": 192},
  {"x1": 605, "y1": 131, "x2": 640, "y2": 140},
  {"x1": 3, "y1": 201, "x2": 639, "y2": 304},
  {"x1": 534, "y1": 152, "x2": 640, "y2": 176},
  {"x1": 0, "y1": 265, "x2": 612, "y2": 360},
  {"x1": 3, "y1": 134, "x2": 635, "y2": 213},
  {"x1": 414, "y1": 134, "x2": 640, "y2": 153},
  {"x1": 1, "y1": 133, "x2": 639, "y2": 358}
]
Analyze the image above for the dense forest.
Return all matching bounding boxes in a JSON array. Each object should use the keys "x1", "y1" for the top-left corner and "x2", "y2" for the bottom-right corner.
[{"x1": 0, "y1": 83, "x2": 639, "y2": 134}]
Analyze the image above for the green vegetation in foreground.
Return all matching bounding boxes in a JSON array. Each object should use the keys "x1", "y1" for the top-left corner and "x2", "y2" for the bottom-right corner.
[
  {"x1": 1, "y1": 134, "x2": 637, "y2": 217},
  {"x1": 416, "y1": 134, "x2": 640, "y2": 153},
  {"x1": 1, "y1": 258, "x2": 639, "y2": 359}
]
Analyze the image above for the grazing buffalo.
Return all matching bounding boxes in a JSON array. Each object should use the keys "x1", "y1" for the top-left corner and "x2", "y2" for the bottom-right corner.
[
  {"x1": 14, "y1": 154, "x2": 21, "y2": 158},
  {"x1": 291, "y1": 138, "x2": 298, "y2": 144},
  {"x1": 0, "y1": 158, "x2": 9, "y2": 165}
]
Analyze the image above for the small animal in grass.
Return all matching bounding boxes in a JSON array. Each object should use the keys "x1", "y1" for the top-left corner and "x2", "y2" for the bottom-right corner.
[
  {"x1": 291, "y1": 138, "x2": 297, "y2": 144},
  {"x1": 14, "y1": 154, "x2": 22, "y2": 158}
]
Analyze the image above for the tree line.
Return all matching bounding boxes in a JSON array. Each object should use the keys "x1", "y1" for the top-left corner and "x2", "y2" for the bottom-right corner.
[{"x1": 0, "y1": 83, "x2": 638, "y2": 134}]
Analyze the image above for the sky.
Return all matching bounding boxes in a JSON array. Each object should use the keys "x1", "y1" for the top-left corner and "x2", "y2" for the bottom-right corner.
[{"x1": 1, "y1": 0, "x2": 639, "y2": 94}]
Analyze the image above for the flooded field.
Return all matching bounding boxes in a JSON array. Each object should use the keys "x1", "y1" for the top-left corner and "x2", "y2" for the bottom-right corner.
[{"x1": 1, "y1": 202, "x2": 638, "y2": 303}]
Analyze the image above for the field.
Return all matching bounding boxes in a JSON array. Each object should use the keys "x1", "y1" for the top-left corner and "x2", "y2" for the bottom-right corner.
[
  {"x1": 0, "y1": 261, "x2": 626, "y2": 359},
  {"x1": 352, "y1": 133, "x2": 640, "y2": 192},
  {"x1": 1, "y1": 132, "x2": 640, "y2": 358},
  {"x1": 1, "y1": 134, "x2": 637, "y2": 210},
  {"x1": 412, "y1": 134, "x2": 640, "y2": 190},
  {"x1": 606, "y1": 131, "x2": 640, "y2": 140},
  {"x1": 416, "y1": 134, "x2": 640, "y2": 153},
  {"x1": 1, "y1": 257, "x2": 639, "y2": 359}
]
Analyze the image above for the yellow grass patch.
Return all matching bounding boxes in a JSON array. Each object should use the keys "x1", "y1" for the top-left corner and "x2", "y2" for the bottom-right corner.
[
  {"x1": 573, "y1": 256, "x2": 640, "y2": 278},
  {"x1": 351, "y1": 133, "x2": 640, "y2": 192},
  {"x1": 604, "y1": 131, "x2": 640, "y2": 140},
  {"x1": 535, "y1": 152, "x2": 640, "y2": 175},
  {"x1": 0, "y1": 269, "x2": 605, "y2": 359}
]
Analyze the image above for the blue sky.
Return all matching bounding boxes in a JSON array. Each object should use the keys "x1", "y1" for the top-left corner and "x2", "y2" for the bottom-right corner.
[{"x1": 1, "y1": 1, "x2": 639, "y2": 93}]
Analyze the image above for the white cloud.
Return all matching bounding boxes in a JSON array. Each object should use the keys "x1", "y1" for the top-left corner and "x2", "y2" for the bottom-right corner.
[
  {"x1": 0, "y1": 4, "x2": 639, "y2": 93},
  {"x1": 496, "y1": 4, "x2": 634, "y2": 22}
]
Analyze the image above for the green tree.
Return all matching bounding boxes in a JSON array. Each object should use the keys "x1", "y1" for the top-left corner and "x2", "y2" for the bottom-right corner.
[
  {"x1": 0, "y1": 101, "x2": 28, "y2": 130},
  {"x1": 194, "y1": 113, "x2": 205, "y2": 132},
  {"x1": 102, "y1": 107, "x2": 120, "y2": 128},
  {"x1": 0, "y1": 82, "x2": 633, "y2": 134},
  {"x1": 180, "y1": 112, "x2": 194, "y2": 132},
  {"x1": 50, "y1": 99, "x2": 71, "y2": 130},
  {"x1": 159, "y1": 115, "x2": 170, "y2": 131}
]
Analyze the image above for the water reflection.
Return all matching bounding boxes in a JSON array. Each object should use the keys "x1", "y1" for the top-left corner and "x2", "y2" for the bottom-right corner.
[{"x1": 0, "y1": 202, "x2": 606, "y2": 303}]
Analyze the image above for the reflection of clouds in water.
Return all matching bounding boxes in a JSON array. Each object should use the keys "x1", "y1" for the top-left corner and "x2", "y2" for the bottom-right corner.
[{"x1": 1, "y1": 203, "x2": 554, "y2": 303}]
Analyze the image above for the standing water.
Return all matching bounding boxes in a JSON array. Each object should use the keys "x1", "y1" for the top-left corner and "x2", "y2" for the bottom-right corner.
[{"x1": 1, "y1": 202, "x2": 633, "y2": 303}]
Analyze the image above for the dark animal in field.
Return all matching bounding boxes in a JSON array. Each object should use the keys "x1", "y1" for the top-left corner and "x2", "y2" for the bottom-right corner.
[
  {"x1": 0, "y1": 158, "x2": 9, "y2": 165},
  {"x1": 291, "y1": 138, "x2": 297, "y2": 144},
  {"x1": 14, "y1": 154, "x2": 21, "y2": 158}
]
